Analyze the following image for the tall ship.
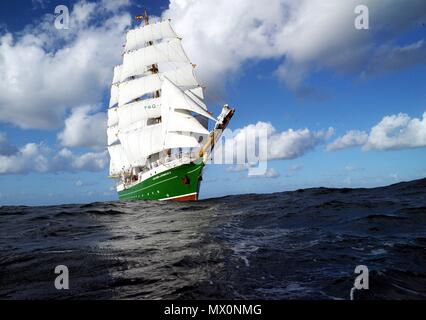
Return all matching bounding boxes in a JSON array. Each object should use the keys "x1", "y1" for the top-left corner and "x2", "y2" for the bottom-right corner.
[{"x1": 107, "y1": 12, "x2": 234, "y2": 201}]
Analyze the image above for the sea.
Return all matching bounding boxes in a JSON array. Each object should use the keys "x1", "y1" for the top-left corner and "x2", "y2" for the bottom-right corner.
[{"x1": 1, "y1": 178, "x2": 425, "y2": 300}]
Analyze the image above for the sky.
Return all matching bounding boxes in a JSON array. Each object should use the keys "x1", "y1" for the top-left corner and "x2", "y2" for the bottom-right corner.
[{"x1": 0, "y1": 0, "x2": 425, "y2": 205}]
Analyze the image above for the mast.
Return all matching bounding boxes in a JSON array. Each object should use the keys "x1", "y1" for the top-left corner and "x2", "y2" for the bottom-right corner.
[
  {"x1": 143, "y1": 9, "x2": 150, "y2": 26},
  {"x1": 137, "y1": 10, "x2": 160, "y2": 99},
  {"x1": 109, "y1": 14, "x2": 215, "y2": 177}
]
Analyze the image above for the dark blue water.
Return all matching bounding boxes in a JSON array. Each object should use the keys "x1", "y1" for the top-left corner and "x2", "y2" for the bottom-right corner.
[{"x1": 1, "y1": 178, "x2": 426, "y2": 300}]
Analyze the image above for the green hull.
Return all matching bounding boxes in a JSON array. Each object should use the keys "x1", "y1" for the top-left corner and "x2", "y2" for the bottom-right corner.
[{"x1": 118, "y1": 161, "x2": 205, "y2": 201}]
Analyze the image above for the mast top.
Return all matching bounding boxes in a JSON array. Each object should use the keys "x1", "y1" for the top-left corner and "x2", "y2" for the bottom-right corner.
[
  {"x1": 143, "y1": 9, "x2": 149, "y2": 26},
  {"x1": 135, "y1": 9, "x2": 150, "y2": 26}
]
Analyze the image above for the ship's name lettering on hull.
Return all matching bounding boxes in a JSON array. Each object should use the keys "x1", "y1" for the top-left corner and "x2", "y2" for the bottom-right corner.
[{"x1": 152, "y1": 171, "x2": 171, "y2": 181}]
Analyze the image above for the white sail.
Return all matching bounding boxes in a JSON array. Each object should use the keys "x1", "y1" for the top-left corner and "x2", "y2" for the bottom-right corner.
[
  {"x1": 112, "y1": 65, "x2": 122, "y2": 85},
  {"x1": 115, "y1": 90, "x2": 204, "y2": 131},
  {"x1": 125, "y1": 20, "x2": 178, "y2": 52},
  {"x1": 186, "y1": 87, "x2": 205, "y2": 108},
  {"x1": 164, "y1": 132, "x2": 200, "y2": 149},
  {"x1": 195, "y1": 114, "x2": 209, "y2": 130},
  {"x1": 108, "y1": 107, "x2": 119, "y2": 127},
  {"x1": 121, "y1": 39, "x2": 190, "y2": 82},
  {"x1": 160, "y1": 77, "x2": 212, "y2": 150},
  {"x1": 118, "y1": 124, "x2": 164, "y2": 165},
  {"x1": 188, "y1": 86, "x2": 204, "y2": 99},
  {"x1": 161, "y1": 77, "x2": 215, "y2": 121},
  {"x1": 160, "y1": 64, "x2": 199, "y2": 89},
  {"x1": 109, "y1": 85, "x2": 119, "y2": 108},
  {"x1": 167, "y1": 111, "x2": 210, "y2": 135},
  {"x1": 106, "y1": 18, "x2": 227, "y2": 180},
  {"x1": 118, "y1": 64, "x2": 199, "y2": 107},
  {"x1": 107, "y1": 125, "x2": 119, "y2": 146},
  {"x1": 108, "y1": 143, "x2": 131, "y2": 176},
  {"x1": 117, "y1": 98, "x2": 161, "y2": 130},
  {"x1": 118, "y1": 74, "x2": 161, "y2": 107}
]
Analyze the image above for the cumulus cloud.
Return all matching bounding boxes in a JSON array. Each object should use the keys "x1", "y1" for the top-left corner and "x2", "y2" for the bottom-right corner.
[
  {"x1": 58, "y1": 105, "x2": 107, "y2": 149},
  {"x1": 364, "y1": 111, "x2": 426, "y2": 150},
  {"x1": 268, "y1": 126, "x2": 334, "y2": 160},
  {"x1": 227, "y1": 163, "x2": 280, "y2": 178},
  {"x1": 163, "y1": 0, "x2": 426, "y2": 94},
  {"x1": 218, "y1": 121, "x2": 334, "y2": 163},
  {"x1": 327, "y1": 130, "x2": 368, "y2": 151},
  {"x1": 0, "y1": 0, "x2": 131, "y2": 129},
  {"x1": 328, "y1": 111, "x2": 426, "y2": 151},
  {"x1": 0, "y1": 134, "x2": 108, "y2": 175},
  {"x1": 248, "y1": 168, "x2": 280, "y2": 179}
]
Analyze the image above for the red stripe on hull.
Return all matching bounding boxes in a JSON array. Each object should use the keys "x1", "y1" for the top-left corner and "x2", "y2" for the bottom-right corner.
[{"x1": 171, "y1": 193, "x2": 198, "y2": 202}]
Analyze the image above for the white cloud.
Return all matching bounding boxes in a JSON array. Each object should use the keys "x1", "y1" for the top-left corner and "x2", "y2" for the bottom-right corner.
[
  {"x1": 268, "y1": 127, "x2": 334, "y2": 160},
  {"x1": 226, "y1": 164, "x2": 250, "y2": 173},
  {"x1": 220, "y1": 121, "x2": 333, "y2": 162},
  {"x1": 364, "y1": 111, "x2": 426, "y2": 150},
  {"x1": 0, "y1": 135, "x2": 108, "y2": 175},
  {"x1": 390, "y1": 173, "x2": 400, "y2": 181},
  {"x1": 362, "y1": 40, "x2": 426, "y2": 76},
  {"x1": 248, "y1": 168, "x2": 280, "y2": 179},
  {"x1": 344, "y1": 165, "x2": 363, "y2": 172},
  {"x1": 260, "y1": 123, "x2": 334, "y2": 160},
  {"x1": 264, "y1": 168, "x2": 280, "y2": 178},
  {"x1": 0, "y1": 0, "x2": 131, "y2": 129},
  {"x1": 328, "y1": 111, "x2": 426, "y2": 152},
  {"x1": 70, "y1": 149, "x2": 108, "y2": 171},
  {"x1": 288, "y1": 164, "x2": 304, "y2": 172},
  {"x1": 100, "y1": 0, "x2": 130, "y2": 12},
  {"x1": 58, "y1": 105, "x2": 107, "y2": 149},
  {"x1": 163, "y1": 0, "x2": 426, "y2": 93},
  {"x1": 282, "y1": 164, "x2": 304, "y2": 177},
  {"x1": 327, "y1": 130, "x2": 368, "y2": 151},
  {"x1": 31, "y1": 0, "x2": 48, "y2": 9},
  {"x1": 227, "y1": 163, "x2": 280, "y2": 178}
]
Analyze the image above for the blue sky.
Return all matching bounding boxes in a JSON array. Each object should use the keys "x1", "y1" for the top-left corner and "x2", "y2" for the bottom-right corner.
[{"x1": 0, "y1": 0, "x2": 425, "y2": 205}]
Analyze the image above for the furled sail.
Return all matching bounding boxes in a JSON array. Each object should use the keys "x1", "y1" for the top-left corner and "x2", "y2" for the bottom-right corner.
[
  {"x1": 121, "y1": 38, "x2": 190, "y2": 82},
  {"x1": 125, "y1": 20, "x2": 178, "y2": 52}
]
